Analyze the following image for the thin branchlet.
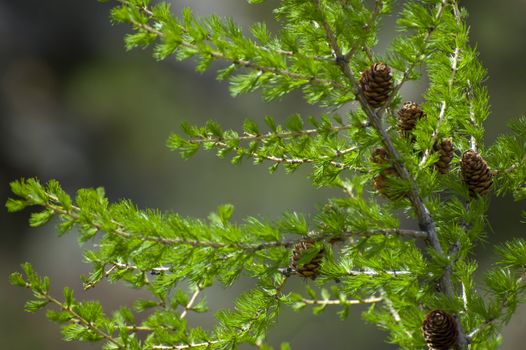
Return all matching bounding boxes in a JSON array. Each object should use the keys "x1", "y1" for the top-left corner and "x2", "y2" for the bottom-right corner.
[
  {"x1": 301, "y1": 295, "x2": 383, "y2": 306},
  {"x1": 467, "y1": 270, "x2": 526, "y2": 342},
  {"x1": 23, "y1": 282, "x2": 124, "y2": 349},
  {"x1": 44, "y1": 191, "x2": 428, "y2": 251},
  {"x1": 184, "y1": 123, "x2": 353, "y2": 144}
]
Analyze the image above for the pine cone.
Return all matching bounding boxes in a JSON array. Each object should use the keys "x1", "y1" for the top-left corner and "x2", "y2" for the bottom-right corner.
[
  {"x1": 422, "y1": 310, "x2": 458, "y2": 350},
  {"x1": 460, "y1": 150, "x2": 493, "y2": 197},
  {"x1": 397, "y1": 101, "x2": 425, "y2": 135},
  {"x1": 371, "y1": 148, "x2": 399, "y2": 198},
  {"x1": 360, "y1": 63, "x2": 393, "y2": 108},
  {"x1": 371, "y1": 147, "x2": 388, "y2": 164},
  {"x1": 290, "y1": 240, "x2": 325, "y2": 279},
  {"x1": 373, "y1": 168, "x2": 399, "y2": 197},
  {"x1": 433, "y1": 139, "x2": 454, "y2": 174}
]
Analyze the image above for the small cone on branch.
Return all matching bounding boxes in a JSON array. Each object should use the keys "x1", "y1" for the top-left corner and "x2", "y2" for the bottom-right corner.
[
  {"x1": 422, "y1": 310, "x2": 458, "y2": 350},
  {"x1": 371, "y1": 147, "x2": 389, "y2": 164},
  {"x1": 371, "y1": 148, "x2": 399, "y2": 198},
  {"x1": 372, "y1": 168, "x2": 399, "y2": 197},
  {"x1": 433, "y1": 139, "x2": 454, "y2": 174},
  {"x1": 360, "y1": 63, "x2": 393, "y2": 108},
  {"x1": 397, "y1": 101, "x2": 425, "y2": 135},
  {"x1": 460, "y1": 150, "x2": 493, "y2": 197},
  {"x1": 290, "y1": 240, "x2": 325, "y2": 279}
]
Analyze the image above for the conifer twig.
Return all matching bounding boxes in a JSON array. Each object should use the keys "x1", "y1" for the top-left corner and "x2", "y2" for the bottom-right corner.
[
  {"x1": 180, "y1": 133, "x2": 354, "y2": 169},
  {"x1": 45, "y1": 193, "x2": 430, "y2": 251},
  {"x1": 184, "y1": 124, "x2": 354, "y2": 144},
  {"x1": 419, "y1": 33, "x2": 460, "y2": 166},
  {"x1": 301, "y1": 296, "x2": 382, "y2": 306},
  {"x1": 342, "y1": 0, "x2": 384, "y2": 64},
  {"x1": 381, "y1": 290, "x2": 413, "y2": 338},
  {"x1": 467, "y1": 270, "x2": 526, "y2": 341},
  {"x1": 115, "y1": 0, "x2": 345, "y2": 90},
  {"x1": 84, "y1": 264, "x2": 118, "y2": 290},
  {"x1": 180, "y1": 288, "x2": 201, "y2": 319},
  {"x1": 124, "y1": 0, "x2": 334, "y2": 64},
  {"x1": 255, "y1": 153, "x2": 347, "y2": 169},
  {"x1": 380, "y1": 0, "x2": 448, "y2": 116},
  {"x1": 152, "y1": 340, "x2": 221, "y2": 350},
  {"x1": 126, "y1": 325, "x2": 154, "y2": 332},
  {"x1": 346, "y1": 269, "x2": 411, "y2": 277},
  {"x1": 495, "y1": 157, "x2": 526, "y2": 176},
  {"x1": 23, "y1": 282, "x2": 124, "y2": 349}
]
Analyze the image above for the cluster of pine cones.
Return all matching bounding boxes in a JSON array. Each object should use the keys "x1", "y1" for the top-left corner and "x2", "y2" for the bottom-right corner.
[
  {"x1": 284, "y1": 65, "x2": 494, "y2": 349},
  {"x1": 360, "y1": 63, "x2": 493, "y2": 198}
]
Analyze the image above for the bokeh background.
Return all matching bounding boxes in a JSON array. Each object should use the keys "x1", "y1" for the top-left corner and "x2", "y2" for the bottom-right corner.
[{"x1": 1, "y1": 1, "x2": 525, "y2": 349}]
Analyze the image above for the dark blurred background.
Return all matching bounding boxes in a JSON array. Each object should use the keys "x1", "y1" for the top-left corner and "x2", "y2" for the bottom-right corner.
[{"x1": 1, "y1": 1, "x2": 525, "y2": 349}]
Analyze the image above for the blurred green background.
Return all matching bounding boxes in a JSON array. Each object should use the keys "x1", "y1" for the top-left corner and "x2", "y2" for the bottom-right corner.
[{"x1": 1, "y1": 1, "x2": 525, "y2": 349}]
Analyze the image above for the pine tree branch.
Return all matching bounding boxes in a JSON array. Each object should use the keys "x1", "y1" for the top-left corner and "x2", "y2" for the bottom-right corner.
[
  {"x1": 420, "y1": 1, "x2": 461, "y2": 167},
  {"x1": 189, "y1": 136, "x2": 353, "y2": 168},
  {"x1": 23, "y1": 282, "x2": 124, "y2": 349},
  {"x1": 467, "y1": 270, "x2": 526, "y2": 342},
  {"x1": 346, "y1": 269, "x2": 411, "y2": 277},
  {"x1": 83, "y1": 264, "x2": 120, "y2": 290},
  {"x1": 184, "y1": 124, "x2": 354, "y2": 145},
  {"x1": 123, "y1": 0, "x2": 335, "y2": 64},
  {"x1": 301, "y1": 295, "x2": 382, "y2": 306},
  {"x1": 342, "y1": 228, "x2": 429, "y2": 240},
  {"x1": 125, "y1": 325, "x2": 154, "y2": 333},
  {"x1": 84, "y1": 261, "x2": 173, "y2": 290},
  {"x1": 42, "y1": 191, "x2": 428, "y2": 251},
  {"x1": 284, "y1": 267, "x2": 412, "y2": 279},
  {"x1": 381, "y1": 290, "x2": 414, "y2": 338},
  {"x1": 180, "y1": 287, "x2": 201, "y2": 319},
  {"x1": 257, "y1": 150, "x2": 351, "y2": 169},
  {"x1": 494, "y1": 157, "x2": 526, "y2": 176},
  {"x1": 452, "y1": 2, "x2": 478, "y2": 153},
  {"x1": 341, "y1": 0, "x2": 384, "y2": 65},
  {"x1": 115, "y1": 0, "x2": 345, "y2": 90},
  {"x1": 380, "y1": 1, "x2": 448, "y2": 115},
  {"x1": 382, "y1": 292, "x2": 401, "y2": 322},
  {"x1": 177, "y1": 129, "x2": 356, "y2": 169},
  {"x1": 152, "y1": 340, "x2": 221, "y2": 350}
]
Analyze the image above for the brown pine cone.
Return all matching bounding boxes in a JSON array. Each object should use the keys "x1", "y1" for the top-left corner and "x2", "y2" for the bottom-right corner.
[
  {"x1": 290, "y1": 240, "x2": 325, "y2": 279},
  {"x1": 397, "y1": 101, "x2": 425, "y2": 135},
  {"x1": 371, "y1": 148, "x2": 401, "y2": 198},
  {"x1": 433, "y1": 139, "x2": 454, "y2": 174},
  {"x1": 422, "y1": 310, "x2": 458, "y2": 350},
  {"x1": 373, "y1": 168, "x2": 399, "y2": 197},
  {"x1": 371, "y1": 147, "x2": 389, "y2": 164},
  {"x1": 360, "y1": 63, "x2": 393, "y2": 108},
  {"x1": 460, "y1": 150, "x2": 493, "y2": 197}
]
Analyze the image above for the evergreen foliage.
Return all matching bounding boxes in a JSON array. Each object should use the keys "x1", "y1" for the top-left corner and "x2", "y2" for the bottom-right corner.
[{"x1": 7, "y1": 0, "x2": 526, "y2": 349}]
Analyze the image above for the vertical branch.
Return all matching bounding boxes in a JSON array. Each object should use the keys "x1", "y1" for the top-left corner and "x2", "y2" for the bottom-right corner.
[
  {"x1": 455, "y1": 0, "x2": 479, "y2": 153},
  {"x1": 312, "y1": 0, "x2": 445, "y2": 260},
  {"x1": 419, "y1": 33, "x2": 461, "y2": 165},
  {"x1": 312, "y1": 0, "x2": 469, "y2": 347},
  {"x1": 467, "y1": 81, "x2": 478, "y2": 152},
  {"x1": 379, "y1": 0, "x2": 448, "y2": 116}
]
